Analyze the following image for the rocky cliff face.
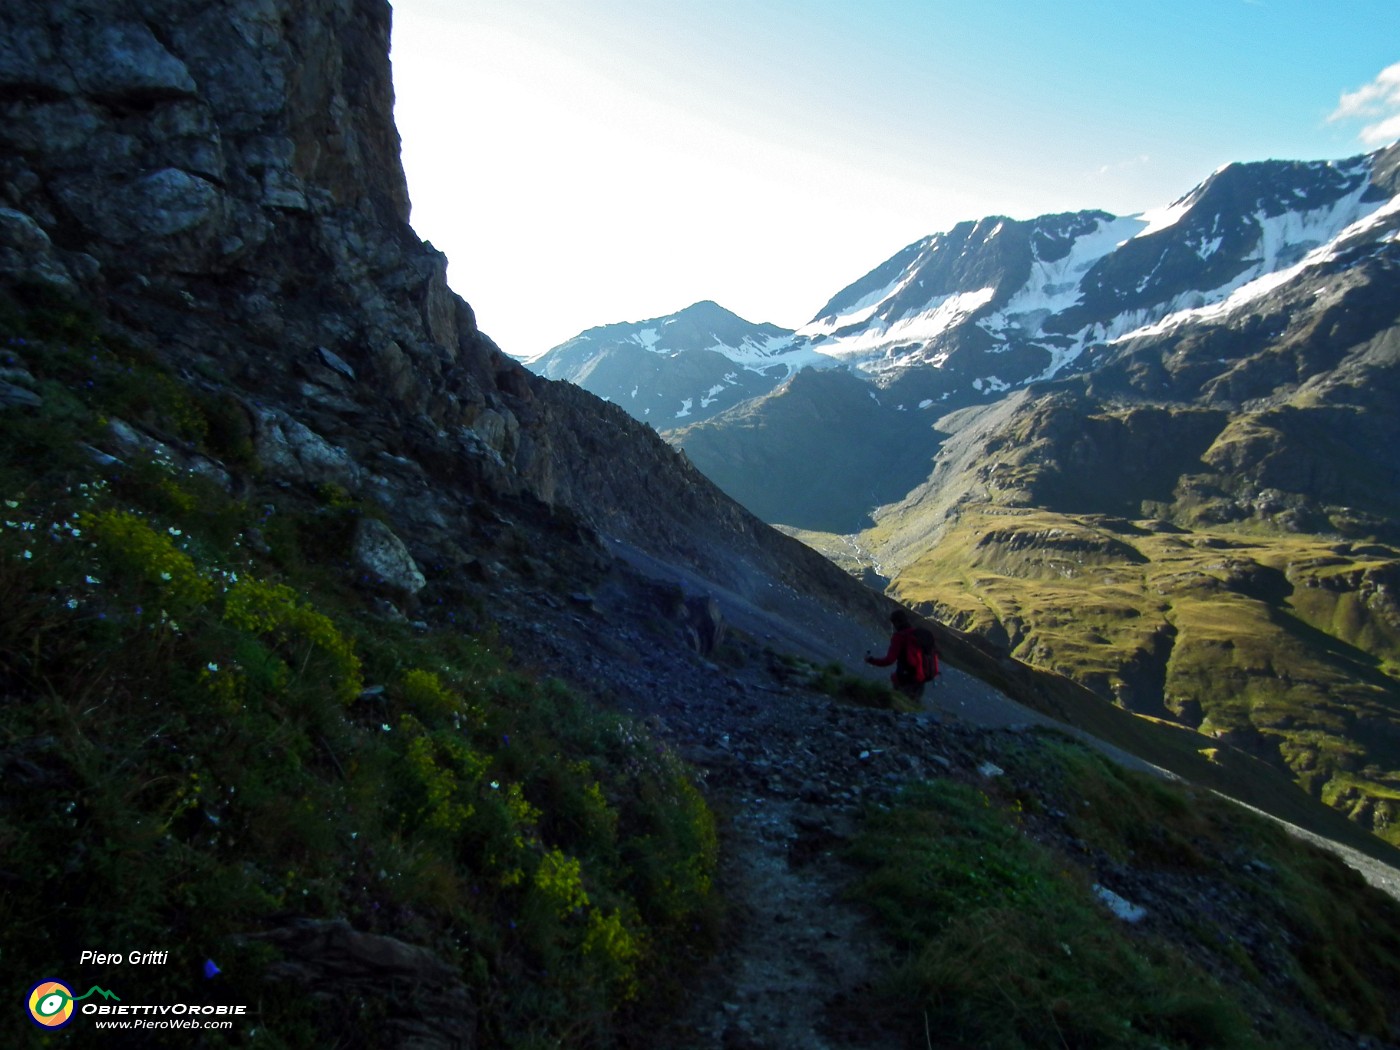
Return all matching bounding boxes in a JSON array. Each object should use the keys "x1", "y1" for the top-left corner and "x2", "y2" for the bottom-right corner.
[
  {"x1": 0, "y1": 0, "x2": 891, "y2": 664},
  {"x1": 0, "y1": 8, "x2": 919, "y2": 1040}
]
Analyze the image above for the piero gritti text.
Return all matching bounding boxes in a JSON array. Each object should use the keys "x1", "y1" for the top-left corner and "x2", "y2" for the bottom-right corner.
[{"x1": 81, "y1": 950, "x2": 170, "y2": 965}]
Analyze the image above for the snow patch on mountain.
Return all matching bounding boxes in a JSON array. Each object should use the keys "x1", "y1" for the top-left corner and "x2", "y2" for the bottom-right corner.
[
  {"x1": 707, "y1": 332, "x2": 802, "y2": 366},
  {"x1": 799, "y1": 287, "x2": 997, "y2": 365},
  {"x1": 1133, "y1": 195, "x2": 1195, "y2": 239},
  {"x1": 805, "y1": 274, "x2": 908, "y2": 334},
  {"x1": 982, "y1": 169, "x2": 1397, "y2": 384},
  {"x1": 1251, "y1": 177, "x2": 1385, "y2": 268},
  {"x1": 1116, "y1": 191, "x2": 1400, "y2": 342},
  {"x1": 981, "y1": 215, "x2": 1147, "y2": 334}
]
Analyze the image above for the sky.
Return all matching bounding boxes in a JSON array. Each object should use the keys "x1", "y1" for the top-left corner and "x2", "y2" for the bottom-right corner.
[{"x1": 388, "y1": 0, "x2": 1400, "y2": 360}]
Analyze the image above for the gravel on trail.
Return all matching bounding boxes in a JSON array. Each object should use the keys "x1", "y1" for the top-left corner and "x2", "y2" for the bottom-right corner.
[{"x1": 491, "y1": 552, "x2": 1400, "y2": 1050}]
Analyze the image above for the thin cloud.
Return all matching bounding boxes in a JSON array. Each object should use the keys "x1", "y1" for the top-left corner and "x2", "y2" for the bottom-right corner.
[
  {"x1": 1330, "y1": 62, "x2": 1400, "y2": 146},
  {"x1": 1094, "y1": 155, "x2": 1152, "y2": 177}
]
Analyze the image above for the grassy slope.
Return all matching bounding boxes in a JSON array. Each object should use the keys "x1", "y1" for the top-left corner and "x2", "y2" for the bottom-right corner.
[
  {"x1": 0, "y1": 292, "x2": 721, "y2": 1048},
  {"x1": 865, "y1": 503, "x2": 1400, "y2": 848},
  {"x1": 848, "y1": 733, "x2": 1400, "y2": 1049},
  {"x1": 776, "y1": 365, "x2": 1400, "y2": 851}
]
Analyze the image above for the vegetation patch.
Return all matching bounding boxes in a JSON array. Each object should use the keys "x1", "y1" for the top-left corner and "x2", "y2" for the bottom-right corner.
[
  {"x1": 848, "y1": 733, "x2": 1400, "y2": 1048},
  {"x1": 809, "y1": 660, "x2": 920, "y2": 712},
  {"x1": 0, "y1": 296, "x2": 721, "y2": 1047},
  {"x1": 886, "y1": 503, "x2": 1400, "y2": 845},
  {"x1": 847, "y1": 778, "x2": 1256, "y2": 1049}
]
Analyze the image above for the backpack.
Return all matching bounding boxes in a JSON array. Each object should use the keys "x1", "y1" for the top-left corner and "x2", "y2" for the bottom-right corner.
[{"x1": 910, "y1": 626, "x2": 940, "y2": 684}]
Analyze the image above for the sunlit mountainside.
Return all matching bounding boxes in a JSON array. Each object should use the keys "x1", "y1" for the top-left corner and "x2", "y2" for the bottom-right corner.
[
  {"x1": 535, "y1": 149, "x2": 1398, "y2": 421},
  {"x1": 541, "y1": 145, "x2": 1400, "y2": 846}
]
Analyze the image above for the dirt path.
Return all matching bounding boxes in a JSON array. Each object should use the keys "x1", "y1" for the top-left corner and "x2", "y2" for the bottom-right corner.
[
  {"x1": 643, "y1": 677, "x2": 956, "y2": 1050},
  {"x1": 498, "y1": 554, "x2": 1400, "y2": 1047},
  {"x1": 668, "y1": 793, "x2": 900, "y2": 1050}
]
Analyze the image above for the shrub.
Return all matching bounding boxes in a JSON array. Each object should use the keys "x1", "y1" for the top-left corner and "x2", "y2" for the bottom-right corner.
[
  {"x1": 223, "y1": 577, "x2": 363, "y2": 703},
  {"x1": 401, "y1": 666, "x2": 463, "y2": 721},
  {"x1": 86, "y1": 507, "x2": 214, "y2": 613}
]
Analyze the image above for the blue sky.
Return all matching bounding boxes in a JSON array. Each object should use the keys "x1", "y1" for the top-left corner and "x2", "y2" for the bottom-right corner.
[{"x1": 389, "y1": 0, "x2": 1400, "y2": 358}]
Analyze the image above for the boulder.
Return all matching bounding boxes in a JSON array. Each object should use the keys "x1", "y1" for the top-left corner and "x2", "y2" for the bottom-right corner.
[
  {"x1": 253, "y1": 407, "x2": 360, "y2": 487},
  {"x1": 353, "y1": 516, "x2": 426, "y2": 596}
]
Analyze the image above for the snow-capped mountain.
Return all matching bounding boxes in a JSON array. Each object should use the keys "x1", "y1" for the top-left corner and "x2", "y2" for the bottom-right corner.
[
  {"x1": 526, "y1": 300, "x2": 796, "y2": 424},
  {"x1": 534, "y1": 146, "x2": 1400, "y2": 426},
  {"x1": 667, "y1": 143, "x2": 1400, "y2": 536},
  {"x1": 798, "y1": 146, "x2": 1400, "y2": 403}
]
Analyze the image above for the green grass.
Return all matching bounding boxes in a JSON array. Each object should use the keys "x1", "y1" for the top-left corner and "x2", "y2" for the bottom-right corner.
[
  {"x1": 847, "y1": 777, "x2": 1258, "y2": 1049},
  {"x1": 885, "y1": 504, "x2": 1400, "y2": 846},
  {"x1": 0, "y1": 290, "x2": 721, "y2": 1047},
  {"x1": 847, "y1": 734, "x2": 1400, "y2": 1048},
  {"x1": 809, "y1": 660, "x2": 921, "y2": 711}
]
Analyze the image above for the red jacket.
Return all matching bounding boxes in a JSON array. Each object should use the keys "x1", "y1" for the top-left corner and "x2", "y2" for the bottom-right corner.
[{"x1": 869, "y1": 627, "x2": 926, "y2": 683}]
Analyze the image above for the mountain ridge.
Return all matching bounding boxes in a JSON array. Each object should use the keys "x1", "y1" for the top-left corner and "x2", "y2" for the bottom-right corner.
[
  {"x1": 536, "y1": 145, "x2": 1400, "y2": 422},
  {"x1": 528, "y1": 299, "x2": 796, "y2": 424}
]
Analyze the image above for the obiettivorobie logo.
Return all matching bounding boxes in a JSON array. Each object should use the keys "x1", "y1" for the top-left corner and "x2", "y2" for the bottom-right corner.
[
  {"x1": 25, "y1": 973, "x2": 248, "y2": 1031},
  {"x1": 26, "y1": 979, "x2": 120, "y2": 1028}
]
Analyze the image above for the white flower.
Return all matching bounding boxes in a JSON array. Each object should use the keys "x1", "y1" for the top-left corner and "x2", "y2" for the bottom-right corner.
[
  {"x1": 4, "y1": 500, "x2": 17, "y2": 508},
  {"x1": 168, "y1": 527, "x2": 182, "y2": 536},
  {"x1": 22, "y1": 550, "x2": 31, "y2": 559},
  {"x1": 66, "y1": 598, "x2": 79, "y2": 609},
  {"x1": 85, "y1": 575, "x2": 100, "y2": 585},
  {"x1": 159, "y1": 571, "x2": 172, "y2": 581},
  {"x1": 206, "y1": 662, "x2": 219, "y2": 673}
]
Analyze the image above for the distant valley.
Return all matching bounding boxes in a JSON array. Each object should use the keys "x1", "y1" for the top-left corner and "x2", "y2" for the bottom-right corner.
[{"x1": 529, "y1": 145, "x2": 1400, "y2": 843}]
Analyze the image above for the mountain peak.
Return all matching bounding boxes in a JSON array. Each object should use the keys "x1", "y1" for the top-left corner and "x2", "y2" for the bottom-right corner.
[
  {"x1": 675, "y1": 299, "x2": 740, "y2": 321},
  {"x1": 536, "y1": 148, "x2": 1400, "y2": 427},
  {"x1": 526, "y1": 299, "x2": 802, "y2": 424}
]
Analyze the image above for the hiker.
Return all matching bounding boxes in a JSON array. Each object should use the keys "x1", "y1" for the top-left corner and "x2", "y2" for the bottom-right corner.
[{"x1": 865, "y1": 609, "x2": 937, "y2": 701}]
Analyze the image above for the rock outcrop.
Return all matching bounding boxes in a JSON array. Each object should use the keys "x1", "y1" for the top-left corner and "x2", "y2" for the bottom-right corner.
[{"x1": 0, "y1": 0, "x2": 889, "y2": 655}]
